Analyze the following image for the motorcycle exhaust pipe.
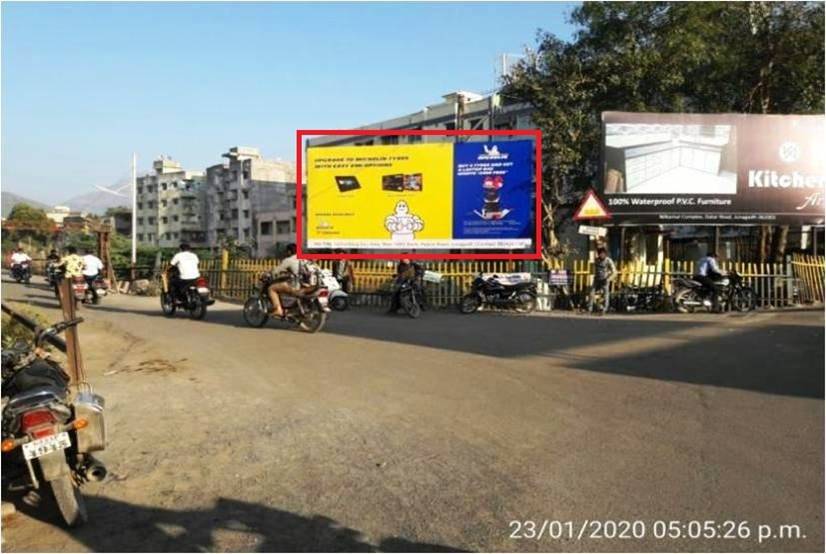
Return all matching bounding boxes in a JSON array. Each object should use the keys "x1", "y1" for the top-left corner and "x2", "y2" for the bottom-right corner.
[{"x1": 83, "y1": 456, "x2": 108, "y2": 482}]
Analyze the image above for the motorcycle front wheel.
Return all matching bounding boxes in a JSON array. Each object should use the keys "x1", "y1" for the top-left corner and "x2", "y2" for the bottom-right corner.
[
  {"x1": 160, "y1": 292, "x2": 176, "y2": 316},
  {"x1": 50, "y1": 475, "x2": 88, "y2": 527},
  {"x1": 243, "y1": 296, "x2": 270, "y2": 328},
  {"x1": 299, "y1": 301, "x2": 328, "y2": 333},
  {"x1": 459, "y1": 294, "x2": 481, "y2": 314},
  {"x1": 514, "y1": 292, "x2": 537, "y2": 314}
]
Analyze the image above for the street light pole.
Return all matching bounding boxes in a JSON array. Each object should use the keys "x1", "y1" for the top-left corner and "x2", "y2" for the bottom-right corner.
[{"x1": 131, "y1": 153, "x2": 137, "y2": 281}]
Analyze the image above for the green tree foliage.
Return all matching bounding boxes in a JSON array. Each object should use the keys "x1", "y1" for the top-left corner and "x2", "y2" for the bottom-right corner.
[
  {"x1": 6, "y1": 203, "x2": 54, "y2": 240},
  {"x1": 504, "y1": 1, "x2": 824, "y2": 259}
]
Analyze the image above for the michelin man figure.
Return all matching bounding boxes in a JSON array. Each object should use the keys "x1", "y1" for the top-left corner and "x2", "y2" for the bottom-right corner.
[{"x1": 384, "y1": 200, "x2": 424, "y2": 242}]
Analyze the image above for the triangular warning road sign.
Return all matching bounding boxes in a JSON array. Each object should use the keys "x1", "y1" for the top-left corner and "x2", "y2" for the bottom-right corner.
[{"x1": 573, "y1": 189, "x2": 611, "y2": 221}]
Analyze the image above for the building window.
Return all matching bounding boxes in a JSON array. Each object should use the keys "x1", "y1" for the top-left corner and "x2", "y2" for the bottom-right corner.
[
  {"x1": 148, "y1": 201, "x2": 155, "y2": 209},
  {"x1": 244, "y1": 228, "x2": 250, "y2": 238},
  {"x1": 148, "y1": 217, "x2": 156, "y2": 224},
  {"x1": 137, "y1": 217, "x2": 144, "y2": 225},
  {"x1": 444, "y1": 122, "x2": 456, "y2": 130},
  {"x1": 173, "y1": 198, "x2": 179, "y2": 205},
  {"x1": 137, "y1": 234, "x2": 144, "y2": 241},
  {"x1": 381, "y1": 135, "x2": 399, "y2": 145},
  {"x1": 260, "y1": 221, "x2": 273, "y2": 235},
  {"x1": 161, "y1": 200, "x2": 167, "y2": 207},
  {"x1": 409, "y1": 135, "x2": 423, "y2": 144},
  {"x1": 242, "y1": 190, "x2": 249, "y2": 199},
  {"x1": 137, "y1": 202, "x2": 143, "y2": 210},
  {"x1": 173, "y1": 215, "x2": 179, "y2": 222},
  {"x1": 162, "y1": 217, "x2": 168, "y2": 224},
  {"x1": 165, "y1": 233, "x2": 171, "y2": 240},
  {"x1": 231, "y1": 209, "x2": 238, "y2": 219},
  {"x1": 172, "y1": 232, "x2": 179, "y2": 239},
  {"x1": 161, "y1": 183, "x2": 168, "y2": 191},
  {"x1": 277, "y1": 221, "x2": 291, "y2": 234},
  {"x1": 243, "y1": 210, "x2": 250, "y2": 219}
]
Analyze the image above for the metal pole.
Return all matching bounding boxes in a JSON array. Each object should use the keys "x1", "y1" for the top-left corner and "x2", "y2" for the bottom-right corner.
[{"x1": 131, "y1": 153, "x2": 137, "y2": 282}]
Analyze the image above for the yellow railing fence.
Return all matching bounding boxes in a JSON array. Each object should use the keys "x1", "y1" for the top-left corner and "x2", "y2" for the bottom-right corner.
[{"x1": 153, "y1": 254, "x2": 824, "y2": 310}]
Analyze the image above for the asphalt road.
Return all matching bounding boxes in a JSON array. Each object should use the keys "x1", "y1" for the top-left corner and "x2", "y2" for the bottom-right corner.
[{"x1": 1, "y1": 277, "x2": 823, "y2": 552}]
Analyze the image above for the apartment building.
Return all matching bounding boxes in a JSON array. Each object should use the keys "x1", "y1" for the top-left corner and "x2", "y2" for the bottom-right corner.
[
  {"x1": 307, "y1": 90, "x2": 534, "y2": 148},
  {"x1": 204, "y1": 147, "x2": 296, "y2": 254},
  {"x1": 135, "y1": 157, "x2": 206, "y2": 248}
]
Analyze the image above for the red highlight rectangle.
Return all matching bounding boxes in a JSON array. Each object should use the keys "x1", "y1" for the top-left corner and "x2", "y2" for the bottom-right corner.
[{"x1": 295, "y1": 129, "x2": 542, "y2": 260}]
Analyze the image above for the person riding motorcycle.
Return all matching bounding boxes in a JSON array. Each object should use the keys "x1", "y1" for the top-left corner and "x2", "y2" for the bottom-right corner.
[
  {"x1": 166, "y1": 243, "x2": 201, "y2": 303},
  {"x1": 81, "y1": 248, "x2": 105, "y2": 304},
  {"x1": 694, "y1": 251, "x2": 726, "y2": 310},
  {"x1": 267, "y1": 243, "x2": 302, "y2": 318},
  {"x1": 59, "y1": 246, "x2": 84, "y2": 279},
  {"x1": 387, "y1": 258, "x2": 425, "y2": 314},
  {"x1": 10, "y1": 248, "x2": 32, "y2": 276}
]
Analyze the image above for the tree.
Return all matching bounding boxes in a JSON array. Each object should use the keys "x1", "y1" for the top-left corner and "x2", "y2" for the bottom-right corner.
[
  {"x1": 504, "y1": 1, "x2": 824, "y2": 261},
  {"x1": 6, "y1": 203, "x2": 55, "y2": 240}
]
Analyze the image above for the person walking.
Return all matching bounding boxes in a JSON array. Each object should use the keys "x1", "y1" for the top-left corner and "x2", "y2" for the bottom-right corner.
[{"x1": 587, "y1": 247, "x2": 616, "y2": 315}]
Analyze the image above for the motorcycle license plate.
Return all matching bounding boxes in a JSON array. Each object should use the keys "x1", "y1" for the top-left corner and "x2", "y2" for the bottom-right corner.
[{"x1": 22, "y1": 432, "x2": 71, "y2": 460}]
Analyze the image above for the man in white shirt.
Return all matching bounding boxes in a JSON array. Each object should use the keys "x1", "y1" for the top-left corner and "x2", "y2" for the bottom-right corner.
[
  {"x1": 168, "y1": 243, "x2": 201, "y2": 300},
  {"x1": 82, "y1": 249, "x2": 105, "y2": 303},
  {"x1": 10, "y1": 248, "x2": 31, "y2": 266}
]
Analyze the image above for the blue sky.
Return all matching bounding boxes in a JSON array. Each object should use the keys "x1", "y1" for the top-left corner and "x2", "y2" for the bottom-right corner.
[{"x1": 2, "y1": 2, "x2": 576, "y2": 204}]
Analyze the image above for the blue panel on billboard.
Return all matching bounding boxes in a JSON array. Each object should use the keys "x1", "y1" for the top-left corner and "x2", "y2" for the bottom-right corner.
[{"x1": 452, "y1": 140, "x2": 534, "y2": 240}]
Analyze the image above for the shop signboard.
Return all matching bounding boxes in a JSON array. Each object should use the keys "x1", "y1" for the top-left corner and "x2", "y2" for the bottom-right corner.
[{"x1": 600, "y1": 112, "x2": 825, "y2": 224}]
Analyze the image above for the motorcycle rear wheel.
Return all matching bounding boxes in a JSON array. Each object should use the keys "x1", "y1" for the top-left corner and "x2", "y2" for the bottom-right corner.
[
  {"x1": 188, "y1": 297, "x2": 207, "y2": 320},
  {"x1": 50, "y1": 475, "x2": 88, "y2": 527},
  {"x1": 243, "y1": 296, "x2": 270, "y2": 328},
  {"x1": 514, "y1": 292, "x2": 537, "y2": 314},
  {"x1": 400, "y1": 293, "x2": 421, "y2": 319},
  {"x1": 299, "y1": 302, "x2": 328, "y2": 333},
  {"x1": 459, "y1": 294, "x2": 481, "y2": 314},
  {"x1": 673, "y1": 288, "x2": 699, "y2": 313}
]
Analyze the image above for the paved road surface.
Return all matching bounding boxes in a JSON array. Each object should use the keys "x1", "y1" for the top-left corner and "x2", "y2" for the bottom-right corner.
[{"x1": 1, "y1": 278, "x2": 823, "y2": 552}]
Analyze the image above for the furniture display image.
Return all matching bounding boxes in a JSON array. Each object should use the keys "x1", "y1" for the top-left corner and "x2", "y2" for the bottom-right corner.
[
  {"x1": 335, "y1": 175, "x2": 362, "y2": 193},
  {"x1": 604, "y1": 124, "x2": 737, "y2": 194}
]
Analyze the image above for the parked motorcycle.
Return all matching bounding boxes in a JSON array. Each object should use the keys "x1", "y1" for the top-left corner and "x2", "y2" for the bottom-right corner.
[
  {"x1": 459, "y1": 273, "x2": 537, "y2": 314},
  {"x1": 11, "y1": 262, "x2": 31, "y2": 285},
  {"x1": 242, "y1": 270, "x2": 330, "y2": 333},
  {"x1": 672, "y1": 270, "x2": 756, "y2": 313},
  {"x1": 160, "y1": 274, "x2": 214, "y2": 320},
  {"x1": 1, "y1": 317, "x2": 107, "y2": 527},
  {"x1": 396, "y1": 276, "x2": 426, "y2": 318},
  {"x1": 615, "y1": 284, "x2": 666, "y2": 313}
]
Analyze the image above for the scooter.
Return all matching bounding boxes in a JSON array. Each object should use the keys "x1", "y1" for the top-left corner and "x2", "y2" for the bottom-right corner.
[
  {"x1": 321, "y1": 269, "x2": 350, "y2": 311},
  {"x1": 11, "y1": 262, "x2": 31, "y2": 285}
]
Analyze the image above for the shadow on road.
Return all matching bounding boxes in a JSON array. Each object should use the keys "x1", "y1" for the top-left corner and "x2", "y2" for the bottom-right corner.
[{"x1": 6, "y1": 494, "x2": 463, "y2": 552}]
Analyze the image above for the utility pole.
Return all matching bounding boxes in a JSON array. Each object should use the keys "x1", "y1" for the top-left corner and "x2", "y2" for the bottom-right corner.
[{"x1": 131, "y1": 153, "x2": 137, "y2": 282}]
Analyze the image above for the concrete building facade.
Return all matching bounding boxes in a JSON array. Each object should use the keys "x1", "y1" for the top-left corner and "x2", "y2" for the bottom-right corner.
[
  {"x1": 307, "y1": 91, "x2": 534, "y2": 148},
  {"x1": 135, "y1": 157, "x2": 207, "y2": 248},
  {"x1": 204, "y1": 147, "x2": 296, "y2": 255}
]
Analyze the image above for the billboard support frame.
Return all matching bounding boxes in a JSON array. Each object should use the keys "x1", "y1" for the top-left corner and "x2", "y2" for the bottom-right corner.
[{"x1": 296, "y1": 128, "x2": 543, "y2": 260}]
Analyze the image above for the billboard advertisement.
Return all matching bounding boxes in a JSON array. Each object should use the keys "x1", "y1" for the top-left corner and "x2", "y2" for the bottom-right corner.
[
  {"x1": 306, "y1": 140, "x2": 535, "y2": 250},
  {"x1": 601, "y1": 112, "x2": 825, "y2": 224}
]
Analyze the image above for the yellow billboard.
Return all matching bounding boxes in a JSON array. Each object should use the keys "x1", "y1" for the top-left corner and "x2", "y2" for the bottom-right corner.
[{"x1": 307, "y1": 143, "x2": 453, "y2": 249}]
